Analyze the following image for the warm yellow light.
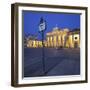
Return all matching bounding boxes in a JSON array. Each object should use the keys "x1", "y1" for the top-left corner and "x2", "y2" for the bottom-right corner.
[{"x1": 26, "y1": 28, "x2": 80, "y2": 48}]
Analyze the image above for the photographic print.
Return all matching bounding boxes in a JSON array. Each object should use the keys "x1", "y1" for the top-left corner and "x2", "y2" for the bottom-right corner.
[
  {"x1": 11, "y1": 3, "x2": 88, "y2": 87},
  {"x1": 23, "y1": 11, "x2": 80, "y2": 77}
]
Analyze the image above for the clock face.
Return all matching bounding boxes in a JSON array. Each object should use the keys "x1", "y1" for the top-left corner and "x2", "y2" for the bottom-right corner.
[{"x1": 39, "y1": 22, "x2": 45, "y2": 31}]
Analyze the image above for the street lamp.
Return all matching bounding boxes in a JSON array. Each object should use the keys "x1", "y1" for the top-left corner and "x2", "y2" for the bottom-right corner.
[{"x1": 39, "y1": 17, "x2": 46, "y2": 75}]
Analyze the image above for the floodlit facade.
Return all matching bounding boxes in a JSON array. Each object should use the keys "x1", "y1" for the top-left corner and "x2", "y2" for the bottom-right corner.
[
  {"x1": 26, "y1": 27, "x2": 80, "y2": 48},
  {"x1": 26, "y1": 35, "x2": 42, "y2": 48},
  {"x1": 46, "y1": 27, "x2": 80, "y2": 48},
  {"x1": 46, "y1": 27, "x2": 69, "y2": 48},
  {"x1": 27, "y1": 40, "x2": 42, "y2": 48}
]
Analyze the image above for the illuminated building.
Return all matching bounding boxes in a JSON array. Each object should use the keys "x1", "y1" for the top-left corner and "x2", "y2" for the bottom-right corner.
[
  {"x1": 26, "y1": 27, "x2": 80, "y2": 48},
  {"x1": 46, "y1": 27, "x2": 80, "y2": 48},
  {"x1": 27, "y1": 40, "x2": 42, "y2": 48},
  {"x1": 66, "y1": 29, "x2": 80, "y2": 48},
  {"x1": 26, "y1": 35, "x2": 42, "y2": 48}
]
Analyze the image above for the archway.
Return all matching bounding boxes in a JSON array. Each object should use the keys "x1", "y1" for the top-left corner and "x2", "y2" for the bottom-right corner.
[{"x1": 74, "y1": 41, "x2": 78, "y2": 48}]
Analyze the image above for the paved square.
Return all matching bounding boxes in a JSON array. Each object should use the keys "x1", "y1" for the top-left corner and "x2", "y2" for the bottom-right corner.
[{"x1": 24, "y1": 48, "x2": 80, "y2": 77}]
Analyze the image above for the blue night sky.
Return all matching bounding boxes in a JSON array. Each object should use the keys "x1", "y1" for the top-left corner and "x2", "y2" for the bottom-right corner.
[{"x1": 23, "y1": 11, "x2": 80, "y2": 40}]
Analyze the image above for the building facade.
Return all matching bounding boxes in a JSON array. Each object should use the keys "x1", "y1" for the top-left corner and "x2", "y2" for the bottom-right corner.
[
  {"x1": 26, "y1": 27, "x2": 80, "y2": 48},
  {"x1": 26, "y1": 35, "x2": 42, "y2": 48},
  {"x1": 46, "y1": 27, "x2": 80, "y2": 48}
]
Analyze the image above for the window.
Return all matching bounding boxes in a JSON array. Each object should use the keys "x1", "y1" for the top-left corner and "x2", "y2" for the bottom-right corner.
[{"x1": 75, "y1": 37, "x2": 77, "y2": 39}]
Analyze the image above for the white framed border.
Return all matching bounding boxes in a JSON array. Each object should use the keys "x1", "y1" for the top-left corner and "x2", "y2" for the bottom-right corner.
[{"x1": 14, "y1": 4, "x2": 87, "y2": 85}]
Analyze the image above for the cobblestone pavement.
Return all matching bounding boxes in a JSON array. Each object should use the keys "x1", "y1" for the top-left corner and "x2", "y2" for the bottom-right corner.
[{"x1": 24, "y1": 48, "x2": 80, "y2": 77}]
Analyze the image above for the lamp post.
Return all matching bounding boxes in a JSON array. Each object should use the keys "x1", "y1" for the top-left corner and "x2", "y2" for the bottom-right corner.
[{"x1": 39, "y1": 17, "x2": 46, "y2": 75}]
